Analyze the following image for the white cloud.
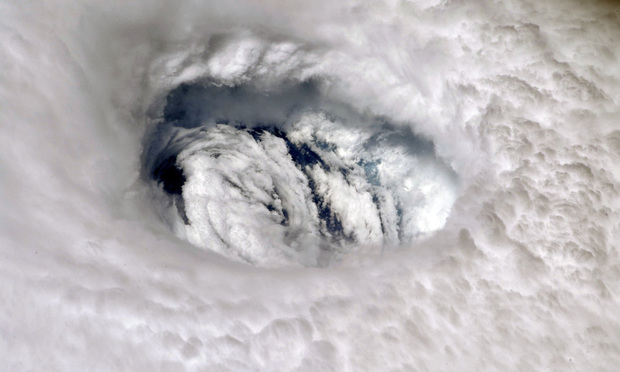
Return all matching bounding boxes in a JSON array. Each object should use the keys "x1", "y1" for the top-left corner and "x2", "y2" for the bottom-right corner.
[{"x1": 2, "y1": 0, "x2": 620, "y2": 370}]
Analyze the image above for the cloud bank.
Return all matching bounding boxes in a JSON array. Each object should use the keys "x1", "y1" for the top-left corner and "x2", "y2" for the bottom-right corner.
[{"x1": 1, "y1": 0, "x2": 620, "y2": 370}]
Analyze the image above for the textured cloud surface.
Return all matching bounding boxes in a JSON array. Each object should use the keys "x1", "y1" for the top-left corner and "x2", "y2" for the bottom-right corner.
[{"x1": 1, "y1": 0, "x2": 620, "y2": 370}]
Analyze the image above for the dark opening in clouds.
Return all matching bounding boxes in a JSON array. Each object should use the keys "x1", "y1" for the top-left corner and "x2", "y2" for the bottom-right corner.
[{"x1": 146, "y1": 81, "x2": 457, "y2": 266}]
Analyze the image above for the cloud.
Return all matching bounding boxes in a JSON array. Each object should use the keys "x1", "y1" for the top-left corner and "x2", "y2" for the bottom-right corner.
[{"x1": 1, "y1": 0, "x2": 619, "y2": 370}]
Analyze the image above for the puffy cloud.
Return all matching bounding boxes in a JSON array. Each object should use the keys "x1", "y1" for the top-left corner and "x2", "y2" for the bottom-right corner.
[{"x1": 2, "y1": 0, "x2": 620, "y2": 370}]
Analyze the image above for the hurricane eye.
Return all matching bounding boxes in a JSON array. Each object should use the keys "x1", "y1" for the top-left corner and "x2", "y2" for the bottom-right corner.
[{"x1": 144, "y1": 81, "x2": 457, "y2": 267}]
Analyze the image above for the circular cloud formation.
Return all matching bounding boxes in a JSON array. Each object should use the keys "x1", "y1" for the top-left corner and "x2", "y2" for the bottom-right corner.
[
  {"x1": 2, "y1": 0, "x2": 620, "y2": 371},
  {"x1": 147, "y1": 83, "x2": 457, "y2": 266}
]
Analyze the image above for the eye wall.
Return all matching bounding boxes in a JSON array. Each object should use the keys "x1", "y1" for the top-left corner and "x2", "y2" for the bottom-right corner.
[{"x1": 1, "y1": 0, "x2": 619, "y2": 371}]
